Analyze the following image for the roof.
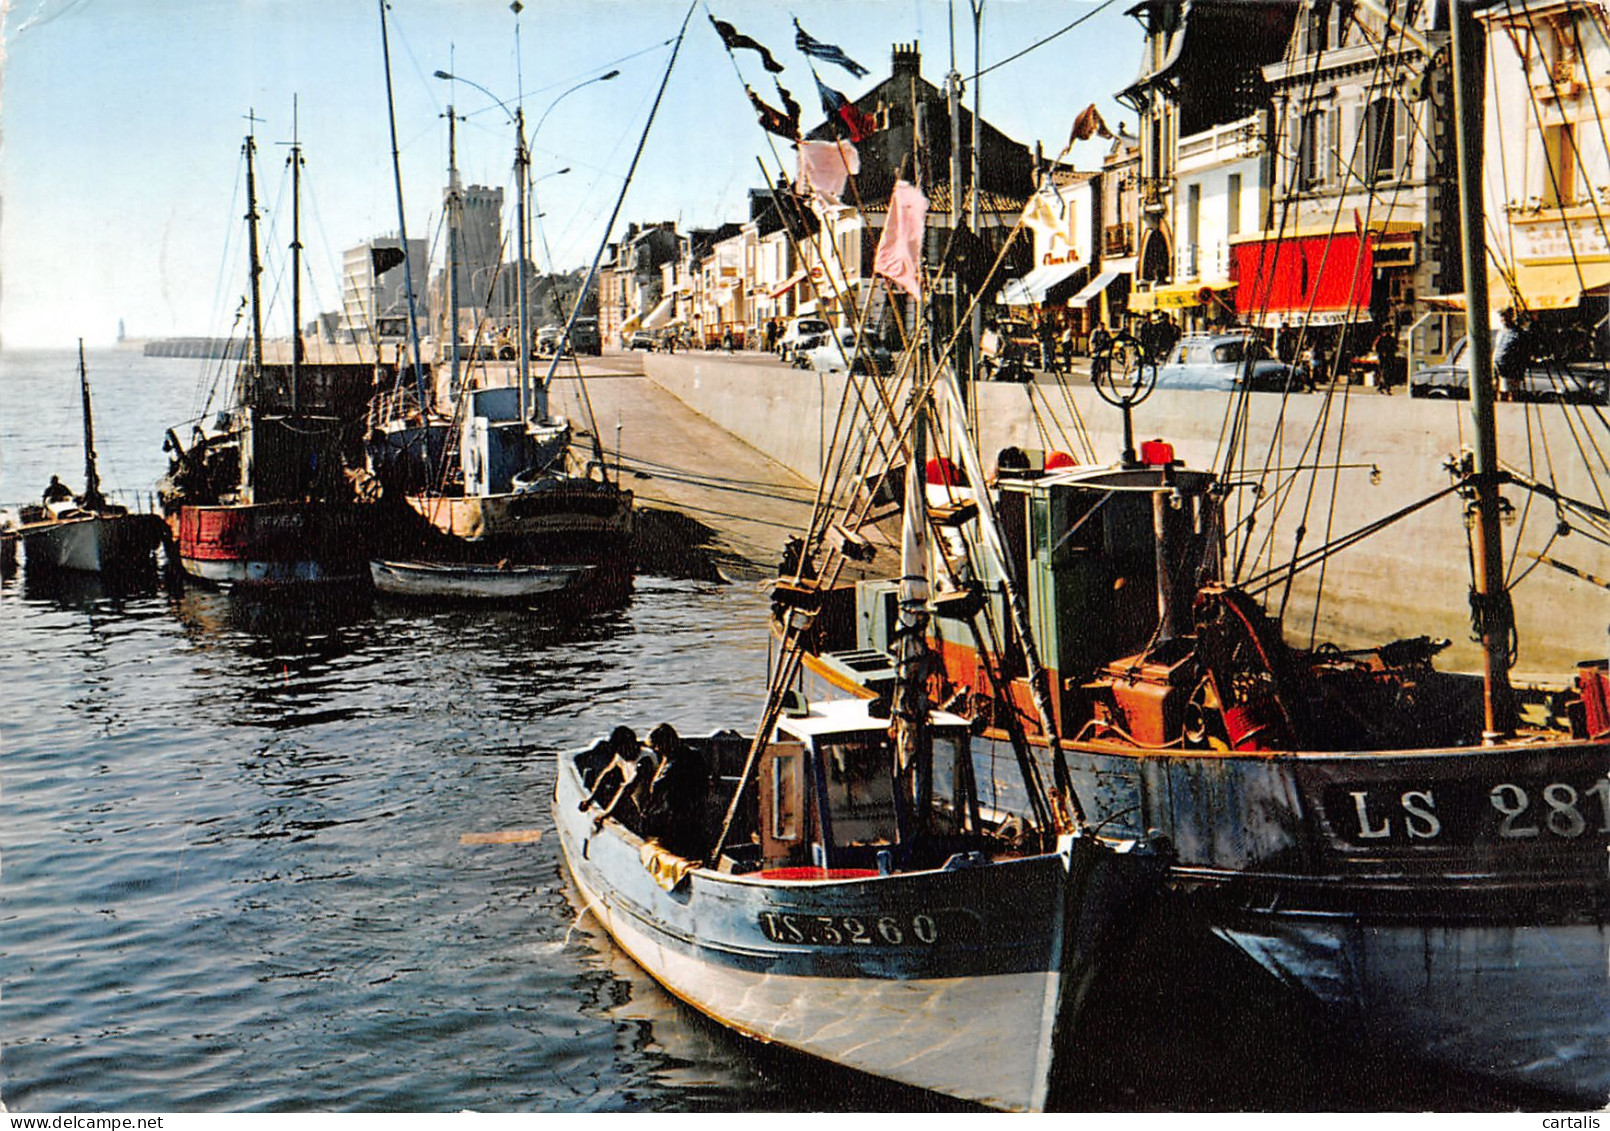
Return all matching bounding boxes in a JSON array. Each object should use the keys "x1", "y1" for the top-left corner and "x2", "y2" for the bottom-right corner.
[{"x1": 775, "y1": 696, "x2": 968, "y2": 742}]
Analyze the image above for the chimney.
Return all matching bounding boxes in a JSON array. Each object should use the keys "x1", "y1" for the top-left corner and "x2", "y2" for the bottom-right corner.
[{"x1": 890, "y1": 41, "x2": 921, "y2": 79}]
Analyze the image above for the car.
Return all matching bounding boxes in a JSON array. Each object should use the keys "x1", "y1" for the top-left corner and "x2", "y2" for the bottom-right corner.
[
  {"x1": 627, "y1": 330, "x2": 657, "y2": 351},
  {"x1": 1410, "y1": 336, "x2": 1608, "y2": 403},
  {"x1": 804, "y1": 328, "x2": 893, "y2": 375},
  {"x1": 535, "y1": 325, "x2": 567, "y2": 356},
  {"x1": 979, "y1": 320, "x2": 1035, "y2": 381},
  {"x1": 777, "y1": 316, "x2": 832, "y2": 360},
  {"x1": 1151, "y1": 332, "x2": 1292, "y2": 392}
]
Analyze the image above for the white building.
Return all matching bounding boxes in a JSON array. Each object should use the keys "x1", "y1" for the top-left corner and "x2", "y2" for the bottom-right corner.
[
  {"x1": 339, "y1": 236, "x2": 428, "y2": 346},
  {"x1": 1480, "y1": 0, "x2": 1610, "y2": 339}
]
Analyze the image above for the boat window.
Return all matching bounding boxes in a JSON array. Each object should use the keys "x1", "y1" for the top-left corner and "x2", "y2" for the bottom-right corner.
[
  {"x1": 929, "y1": 731, "x2": 969, "y2": 831},
  {"x1": 820, "y1": 739, "x2": 898, "y2": 845},
  {"x1": 771, "y1": 748, "x2": 803, "y2": 840}
]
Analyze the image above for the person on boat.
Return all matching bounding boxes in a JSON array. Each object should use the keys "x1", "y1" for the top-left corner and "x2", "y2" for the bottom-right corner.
[
  {"x1": 42, "y1": 476, "x2": 73, "y2": 506},
  {"x1": 642, "y1": 722, "x2": 709, "y2": 857},
  {"x1": 580, "y1": 726, "x2": 657, "y2": 832}
]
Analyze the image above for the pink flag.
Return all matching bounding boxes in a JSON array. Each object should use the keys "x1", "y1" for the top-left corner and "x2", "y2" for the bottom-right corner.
[
  {"x1": 797, "y1": 140, "x2": 860, "y2": 206},
  {"x1": 874, "y1": 180, "x2": 928, "y2": 300}
]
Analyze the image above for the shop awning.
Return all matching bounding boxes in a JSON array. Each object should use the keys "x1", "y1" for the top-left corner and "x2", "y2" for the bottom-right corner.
[
  {"x1": 1230, "y1": 231, "x2": 1375, "y2": 321},
  {"x1": 1498, "y1": 260, "x2": 1610, "y2": 311},
  {"x1": 1069, "y1": 269, "x2": 1126, "y2": 308},
  {"x1": 1000, "y1": 261, "x2": 1083, "y2": 306},
  {"x1": 642, "y1": 295, "x2": 676, "y2": 330},
  {"x1": 768, "y1": 269, "x2": 807, "y2": 300}
]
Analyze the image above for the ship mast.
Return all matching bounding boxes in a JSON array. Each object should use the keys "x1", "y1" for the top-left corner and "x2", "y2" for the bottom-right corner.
[
  {"x1": 241, "y1": 114, "x2": 264, "y2": 503},
  {"x1": 516, "y1": 106, "x2": 533, "y2": 423},
  {"x1": 377, "y1": 0, "x2": 428, "y2": 410},
  {"x1": 446, "y1": 103, "x2": 463, "y2": 400},
  {"x1": 78, "y1": 339, "x2": 103, "y2": 511},
  {"x1": 287, "y1": 97, "x2": 304, "y2": 416},
  {"x1": 1448, "y1": 0, "x2": 1516, "y2": 738}
]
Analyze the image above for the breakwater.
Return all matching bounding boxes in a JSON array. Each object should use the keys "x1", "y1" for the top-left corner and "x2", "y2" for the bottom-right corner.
[{"x1": 643, "y1": 352, "x2": 1609, "y2": 677}]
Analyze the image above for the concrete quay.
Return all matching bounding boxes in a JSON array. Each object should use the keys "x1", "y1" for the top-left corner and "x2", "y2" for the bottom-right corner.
[{"x1": 636, "y1": 348, "x2": 1610, "y2": 678}]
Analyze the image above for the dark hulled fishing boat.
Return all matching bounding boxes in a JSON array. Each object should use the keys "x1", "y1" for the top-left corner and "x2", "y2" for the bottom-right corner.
[
  {"x1": 776, "y1": 2, "x2": 1610, "y2": 1101},
  {"x1": 160, "y1": 125, "x2": 383, "y2": 589}
]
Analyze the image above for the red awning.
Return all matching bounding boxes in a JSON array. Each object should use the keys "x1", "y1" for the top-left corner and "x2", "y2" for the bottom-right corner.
[{"x1": 1231, "y1": 232, "x2": 1375, "y2": 321}]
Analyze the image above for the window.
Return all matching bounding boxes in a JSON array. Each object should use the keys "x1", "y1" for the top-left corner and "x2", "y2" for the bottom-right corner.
[
  {"x1": 1299, "y1": 109, "x2": 1326, "y2": 189},
  {"x1": 1186, "y1": 183, "x2": 1201, "y2": 251},
  {"x1": 1365, "y1": 97, "x2": 1396, "y2": 182},
  {"x1": 821, "y1": 739, "x2": 898, "y2": 845},
  {"x1": 1227, "y1": 173, "x2": 1242, "y2": 236}
]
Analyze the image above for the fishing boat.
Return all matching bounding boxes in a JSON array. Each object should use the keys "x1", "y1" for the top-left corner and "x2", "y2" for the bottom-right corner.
[
  {"x1": 775, "y1": 3, "x2": 1610, "y2": 1104},
  {"x1": 558, "y1": 22, "x2": 1162, "y2": 1100},
  {"x1": 160, "y1": 122, "x2": 383, "y2": 589},
  {"x1": 15, "y1": 342, "x2": 164, "y2": 575},
  {"x1": 367, "y1": 8, "x2": 632, "y2": 607},
  {"x1": 554, "y1": 377, "x2": 1158, "y2": 1109}
]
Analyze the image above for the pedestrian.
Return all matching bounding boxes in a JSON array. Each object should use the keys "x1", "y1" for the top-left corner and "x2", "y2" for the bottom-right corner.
[
  {"x1": 1373, "y1": 323, "x2": 1400, "y2": 394},
  {"x1": 1494, "y1": 307, "x2": 1529, "y2": 401},
  {"x1": 1060, "y1": 323, "x2": 1076, "y2": 374},
  {"x1": 721, "y1": 328, "x2": 735, "y2": 354},
  {"x1": 1275, "y1": 320, "x2": 1296, "y2": 366},
  {"x1": 1037, "y1": 317, "x2": 1056, "y2": 374},
  {"x1": 1089, "y1": 321, "x2": 1112, "y2": 385}
]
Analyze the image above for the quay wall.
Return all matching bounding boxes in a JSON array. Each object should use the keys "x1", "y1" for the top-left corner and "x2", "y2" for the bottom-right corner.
[{"x1": 643, "y1": 352, "x2": 1610, "y2": 678}]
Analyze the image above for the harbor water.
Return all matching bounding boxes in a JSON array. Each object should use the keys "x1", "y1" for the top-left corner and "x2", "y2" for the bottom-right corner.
[{"x1": 1, "y1": 349, "x2": 1521, "y2": 1112}]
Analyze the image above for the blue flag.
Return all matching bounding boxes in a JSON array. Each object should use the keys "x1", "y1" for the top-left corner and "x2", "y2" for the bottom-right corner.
[{"x1": 794, "y1": 19, "x2": 868, "y2": 79}]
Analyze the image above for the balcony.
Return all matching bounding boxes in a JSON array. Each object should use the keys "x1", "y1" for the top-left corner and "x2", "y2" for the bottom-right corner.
[
  {"x1": 1104, "y1": 224, "x2": 1135, "y2": 258},
  {"x1": 1176, "y1": 114, "x2": 1265, "y2": 174}
]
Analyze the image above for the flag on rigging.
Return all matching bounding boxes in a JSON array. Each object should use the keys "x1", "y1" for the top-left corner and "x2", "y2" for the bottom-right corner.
[
  {"x1": 815, "y1": 76, "x2": 877, "y2": 143},
  {"x1": 793, "y1": 20, "x2": 868, "y2": 78},
  {"x1": 797, "y1": 139, "x2": 859, "y2": 205},
  {"x1": 748, "y1": 86, "x2": 800, "y2": 140},
  {"x1": 371, "y1": 246, "x2": 407, "y2": 276},
  {"x1": 709, "y1": 16, "x2": 785, "y2": 74},
  {"x1": 1067, "y1": 103, "x2": 1114, "y2": 145},
  {"x1": 874, "y1": 180, "x2": 928, "y2": 301}
]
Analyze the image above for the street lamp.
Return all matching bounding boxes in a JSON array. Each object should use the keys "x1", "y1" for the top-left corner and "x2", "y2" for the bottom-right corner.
[
  {"x1": 532, "y1": 166, "x2": 571, "y2": 273},
  {"x1": 435, "y1": 69, "x2": 538, "y2": 418}
]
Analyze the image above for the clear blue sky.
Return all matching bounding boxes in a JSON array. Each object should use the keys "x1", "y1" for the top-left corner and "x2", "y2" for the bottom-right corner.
[{"x1": 0, "y1": 0, "x2": 1140, "y2": 350}]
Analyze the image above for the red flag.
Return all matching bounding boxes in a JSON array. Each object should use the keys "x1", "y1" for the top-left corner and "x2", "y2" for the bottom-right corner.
[{"x1": 1068, "y1": 103, "x2": 1114, "y2": 145}]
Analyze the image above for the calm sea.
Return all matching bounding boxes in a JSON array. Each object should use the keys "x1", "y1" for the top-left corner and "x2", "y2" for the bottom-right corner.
[{"x1": 0, "y1": 349, "x2": 1508, "y2": 1113}]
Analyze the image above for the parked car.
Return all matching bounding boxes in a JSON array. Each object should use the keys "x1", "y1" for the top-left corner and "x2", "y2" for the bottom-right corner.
[
  {"x1": 804, "y1": 328, "x2": 893, "y2": 375},
  {"x1": 777, "y1": 316, "x2": 832, "y2": 360},
  {"x1": 1410, "y1": 336, "x2": 1608, "y2": 403},
  {"x1": 980, "y1": 319, "x2": 1035, "y2": 381},
  {"x1": 1152, "y1": 332, "x2": 1292, "y2": 392},
  {"x1": 536, "y1": 325, "x2": 567, "y2": 356},
  {"x1": 627, "y1": 330, "x2": 657, "y2": 351}
]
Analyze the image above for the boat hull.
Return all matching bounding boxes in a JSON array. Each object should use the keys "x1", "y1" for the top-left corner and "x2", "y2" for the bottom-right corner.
[
  {"x1": 406, "y1": 481, "x2": 632, "y2": 545},
  {"x1": 1216, "y1": 915, "x2": 1610, "y2": 1104},
  {"x1": 798, "y1": 650, "x2": 1610, "y2": 1103},
  {"x1": 170, "y1": 501, "x2": 374, "y2": 588},
  {"x1": 554, "y1": 742, "x2": 1149, "y2": 1111},
  {"x1": 18, "y1": 512, "x2": 163, "y2": 574},
  {"x1": 369, "y1": 558, "x2": 595, "y2": 602}
]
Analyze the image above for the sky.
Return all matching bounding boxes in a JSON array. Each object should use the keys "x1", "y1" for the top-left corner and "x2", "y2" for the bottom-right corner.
[{"x1": 0, "y1": 0, "x2": 1142, "y2": 350}]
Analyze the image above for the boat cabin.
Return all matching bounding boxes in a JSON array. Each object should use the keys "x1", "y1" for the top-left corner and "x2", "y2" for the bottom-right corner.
[{"x1": 574, "y1": 699, "x2": 992, "y2": 875}]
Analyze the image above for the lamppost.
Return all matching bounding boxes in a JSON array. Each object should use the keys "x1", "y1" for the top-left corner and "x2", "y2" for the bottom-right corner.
[
  {"x1": 434, "y1": 67, "x2": 617, "y2": 419},
  {"x1": 434, "y1": 69, "x2": 537, "y2": 419},
  {"x1": 532, "y1": 166, "x2": 571, "y2": 276}
]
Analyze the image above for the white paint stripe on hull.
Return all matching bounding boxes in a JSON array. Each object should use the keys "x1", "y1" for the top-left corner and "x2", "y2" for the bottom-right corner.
[
  {"x1": 569, "y1": 856, "x2": 1060, "y2": 1111},
  {"x1": 1218, "y1": 919, "x2": 1610, "y2": 1102}
]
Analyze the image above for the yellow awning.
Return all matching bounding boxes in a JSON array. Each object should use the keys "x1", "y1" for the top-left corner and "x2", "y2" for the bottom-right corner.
[{"x1": 1496, "y1": 260, "x2": 1610, "y2": 311}]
